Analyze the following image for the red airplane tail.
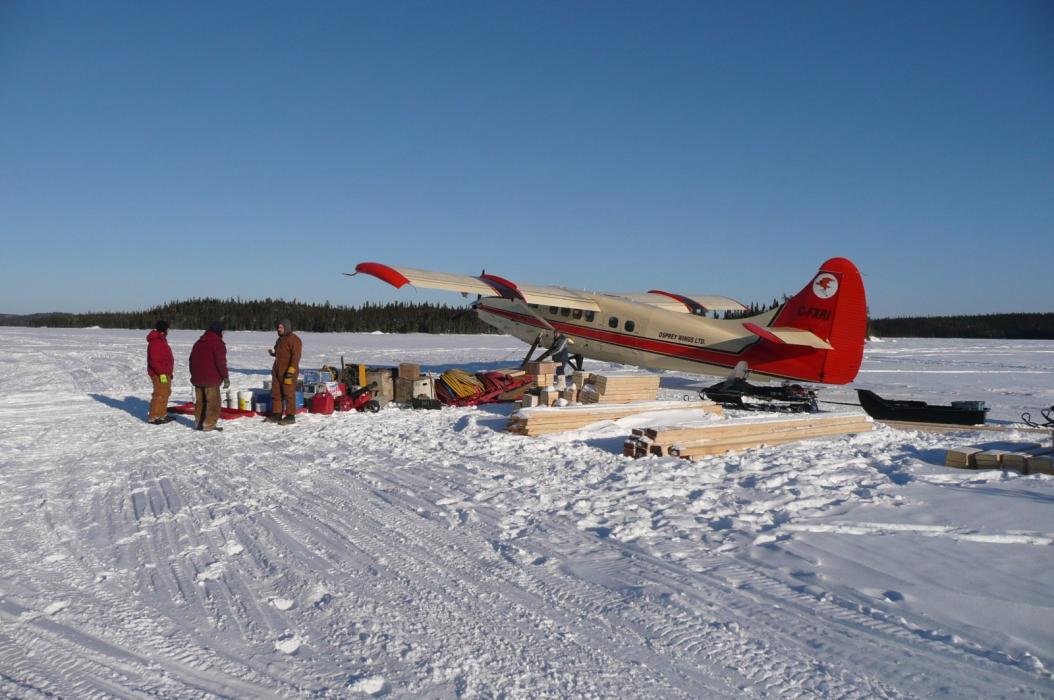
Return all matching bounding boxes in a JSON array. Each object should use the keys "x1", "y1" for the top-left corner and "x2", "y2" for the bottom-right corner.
[
  {"x1": 768, "y1": 257, "x2": 867, "y2": 384},
  {"x1": 742, "y1": 257, "x2": 866, "y2": 384}
]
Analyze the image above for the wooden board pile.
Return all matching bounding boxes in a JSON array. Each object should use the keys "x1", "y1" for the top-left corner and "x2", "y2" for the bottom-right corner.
[
  {"x1": 507, "y1": 400, "x2": 723, "y2": 437},
  {"x1": 945, "y1": 442, "x2": 1054, "y2": 474},
  {"x1": 624, "y1": 413, "x2": 874, "y2": 460},
  {"x1": 579, "y1": 371, "x2": 661, "y2": 404}
]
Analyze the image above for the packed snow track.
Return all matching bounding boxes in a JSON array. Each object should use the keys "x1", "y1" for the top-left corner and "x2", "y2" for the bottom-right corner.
[{"x1": 0, "y1": 329, "x2": 1051, "y2": 698}]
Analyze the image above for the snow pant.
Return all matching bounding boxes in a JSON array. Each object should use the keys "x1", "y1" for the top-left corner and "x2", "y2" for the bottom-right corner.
[
  {"x1": 194, "y1": 385, "x2": 221, "y2": 430},
  {"x1": 148, "y1": 374, "x2": 172, "y2": 422},
  {"x1": 554, "y1": 347, "x2": 571, "y2": 387},
  {"x1": 272, "y1": 374, "x2": 298, "y2": 416}
]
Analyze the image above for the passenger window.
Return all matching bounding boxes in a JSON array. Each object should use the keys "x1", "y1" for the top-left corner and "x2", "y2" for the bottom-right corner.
[
  {"x1": 625, "y1": 320, "x2": 636, "y2": 332},
  {"x1": 608, "y1": 316, "x2": 618, "y2": 329},
  {"x1": 549, "y1": 306, "x2": 558, "y2": 315},
  {"x1": 572, "y1": 309, "x2": 582, "y2": 320},
  {"x1": 585, "y1": 311, "x2": 595, "y2": 322},
  {"x1": 528, "y1": 304, "x2": 538, "y2": 309},
  {"x1": 561, "y1": 308, "x2": 570, "y2": 317}
]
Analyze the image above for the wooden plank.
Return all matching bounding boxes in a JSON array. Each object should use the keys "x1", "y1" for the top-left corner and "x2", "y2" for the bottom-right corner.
[
  {"x1": 648, "y1": 414, "x2": 869, "y2": 443},
  {"x1": 508, "y1": 402, "x2": 722, "y2": 436},
  {"x1": 880, "y1": 420, "x2": 1052, "y2": 435},
  {"x1": 670, "y1": 421, "x2": 874, "y2": 458}
]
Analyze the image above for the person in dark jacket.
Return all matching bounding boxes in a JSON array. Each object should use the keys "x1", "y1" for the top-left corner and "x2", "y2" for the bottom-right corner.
[
  {"x1": 146, "y1": 320, "x2": 175, "y2": 424},
  {"x1": 266, "y1": 318, "x2": 303, "y2": 425},
  {"x1": 189, "y1": 320, "x2": 230, "y2": 432}
]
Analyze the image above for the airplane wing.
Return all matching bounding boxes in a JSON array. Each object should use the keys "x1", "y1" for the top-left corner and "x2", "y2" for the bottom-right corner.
[
  {"x1": 609, "y1": 291, "x2": 748, "y2": 314},
  {"x1": 349, "y1": 262, "x2": 602, "y2": 312}
]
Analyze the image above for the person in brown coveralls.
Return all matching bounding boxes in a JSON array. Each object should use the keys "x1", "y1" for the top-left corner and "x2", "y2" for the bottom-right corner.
[
  {"x1": 266, "y1": 318, "x2": 302, "y2": 425},
  {"x1": 189, "y1": 320, "x2": 230, "y2": 432},
  {"x1": 146, "y1": 319, "x2": 175, "y2": 424}
]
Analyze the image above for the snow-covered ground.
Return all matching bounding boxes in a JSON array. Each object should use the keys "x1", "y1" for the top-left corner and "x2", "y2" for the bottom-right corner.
[{"x1": 1, "y1": 328, "x2": 1052, "y2": 698}]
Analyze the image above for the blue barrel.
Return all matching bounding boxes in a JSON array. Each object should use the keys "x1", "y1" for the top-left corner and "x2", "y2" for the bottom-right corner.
[
  {"x1": 295, "y1": 390, "x2": 304, "y2": 409},
  {"x1": 253, "y1": 391, "x2": 272, "y2": 415}
]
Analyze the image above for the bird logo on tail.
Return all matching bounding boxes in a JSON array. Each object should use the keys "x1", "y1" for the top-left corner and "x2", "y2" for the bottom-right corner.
[{"x1": 812, "y1": 273, "x2": 839, "y2": 299}]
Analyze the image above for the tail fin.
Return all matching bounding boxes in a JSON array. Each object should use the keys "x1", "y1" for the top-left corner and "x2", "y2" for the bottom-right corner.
[{"x1": 768, "y1": 257, "x2": 868, "y2": 384}]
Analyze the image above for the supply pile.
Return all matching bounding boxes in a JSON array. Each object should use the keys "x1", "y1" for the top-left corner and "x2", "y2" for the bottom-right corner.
[{"x1": 945, "y1": 443, "x2": 1054, "y2": 473}]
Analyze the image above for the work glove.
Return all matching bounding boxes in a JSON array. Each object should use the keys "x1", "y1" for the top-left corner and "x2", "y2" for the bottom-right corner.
[
  {"x1": 159, "y1": 374, "x2": 168, "y2": 384},
  {"x1": 268, "y1": 348, "x2": 276, "y2": 357},
  {"x1": 222, "y1": 378, "x2": 230, "y2": 389}
]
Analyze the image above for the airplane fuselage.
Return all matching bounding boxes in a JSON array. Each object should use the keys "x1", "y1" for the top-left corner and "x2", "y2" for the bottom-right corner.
[{"x1": 477, "y1": 297, "x2": 788, "y2": 380}]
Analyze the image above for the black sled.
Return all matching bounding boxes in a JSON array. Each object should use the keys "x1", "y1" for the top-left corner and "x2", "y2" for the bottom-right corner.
[
  {"x1": 856, "y1": 389, "x2": 988, "y2": 425},
  {"x1": 701, "y1": 363, "x2": 818, "y2": 413}
]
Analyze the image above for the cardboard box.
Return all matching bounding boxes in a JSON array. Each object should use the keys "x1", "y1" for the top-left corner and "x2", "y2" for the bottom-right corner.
[
  {"x1": 365, "y1": 368, "x2": 394, "y2": 405},
  {"x1": 396, "y1": 376, "x2": 435, "y2": 403},
  {"x1": 399, "y1": 363, "x2": 422, "y2": 380}
]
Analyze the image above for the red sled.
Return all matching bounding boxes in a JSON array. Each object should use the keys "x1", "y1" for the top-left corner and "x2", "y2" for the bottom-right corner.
[{"x1": 167, "y1": 402, "x2": 257, "y2": 420}]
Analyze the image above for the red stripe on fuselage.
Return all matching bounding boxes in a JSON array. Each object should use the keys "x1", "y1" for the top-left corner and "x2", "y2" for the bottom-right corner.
[{"x1": 479, "y1": 304, "x2": 824, "y2": 381}]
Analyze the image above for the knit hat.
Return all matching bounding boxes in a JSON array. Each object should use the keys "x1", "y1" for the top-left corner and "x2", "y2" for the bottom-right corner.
[
  {"x1": 279, "y1": 318, "x2": 293, "y2": 335},
  {"x1": 155, "y1": 319, "x2": 170, "y2": 333},
  {"x1": 208, "y1": 320, "x2": 225, "y2": 334}
]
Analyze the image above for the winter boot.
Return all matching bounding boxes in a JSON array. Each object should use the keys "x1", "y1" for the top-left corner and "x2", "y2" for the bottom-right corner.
[
  {"x1": 280, "y1": 414, "x2": 296, "y2": 425},
  {"x1": 264, "y1": 414, "x2": 283, "y2": 424}
]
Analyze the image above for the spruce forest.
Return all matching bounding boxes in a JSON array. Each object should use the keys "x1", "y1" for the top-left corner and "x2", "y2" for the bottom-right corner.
[{"x1": 0, "y1": 300, "x2": 1051, "y2": 339}]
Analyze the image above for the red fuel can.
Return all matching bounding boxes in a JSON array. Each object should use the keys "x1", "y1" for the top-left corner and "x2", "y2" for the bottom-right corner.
[{"x1": 310, "y1": 392, "x2": 334, "y2": 415}]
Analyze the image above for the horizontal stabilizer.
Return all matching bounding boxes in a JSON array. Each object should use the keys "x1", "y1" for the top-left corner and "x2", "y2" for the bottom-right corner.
[{"x1": 743, "y1": 323, "x2": 833, "y2": 350}]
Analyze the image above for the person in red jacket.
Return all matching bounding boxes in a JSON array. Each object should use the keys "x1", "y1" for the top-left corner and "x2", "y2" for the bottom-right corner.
[
  {"x1": 146, "y1": 320, "x2": 175, "y2": 424},
  {"x1": 189, "y1": 320, "x2": 230, "y2": 432}
]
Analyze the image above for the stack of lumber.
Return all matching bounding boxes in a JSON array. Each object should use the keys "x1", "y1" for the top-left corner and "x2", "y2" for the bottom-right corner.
[
  {"x1": 625, "y1": 413, "x2": 874, "y2": 460},
  {"x1": 507, "y1": 400, "x2": 722, "y2": 437},
  {"x1": 944, "y1": 447, "x2": 983, "y2": 469},
  {"x1": 580, "y1": 371, "x2": 661, "y2": 404},
  {"x1": 945, "y1": 443, "x2": 1053, "y2": 473},
  {"x1": 524, "y1": 361, "x2": 557, "y2": 388}
]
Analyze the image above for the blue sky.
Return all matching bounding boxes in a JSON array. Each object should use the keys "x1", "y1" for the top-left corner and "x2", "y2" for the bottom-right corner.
[{"x1": 1, "y1": 1, "x2": 1051, "y2": 317}]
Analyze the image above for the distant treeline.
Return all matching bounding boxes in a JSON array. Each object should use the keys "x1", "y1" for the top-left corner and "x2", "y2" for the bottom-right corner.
[
  {"x1": 869, "y1": 313, "x2": 1054, "y2": 340},
  {"x1": 0, "y1": 298, "x2": 494, "y2": 334},
  {"x1": 1, "y1": 301, "x2": 1051, "y2": 339}
]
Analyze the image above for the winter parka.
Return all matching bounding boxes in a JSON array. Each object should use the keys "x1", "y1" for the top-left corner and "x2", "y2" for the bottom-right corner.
[
  {"x1": 189, "y1": 330, "x2": 229, "y2": 387},
  {"x1": 146, "y1": 330, "x2": 174, "y2": 379},
  {"x1": 272, "y1": 326, "x2": 303, "y2": 385}
]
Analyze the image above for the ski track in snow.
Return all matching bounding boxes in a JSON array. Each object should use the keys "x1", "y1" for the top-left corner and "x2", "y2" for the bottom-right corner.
[{"x1": 0, "y1": 329, "x2": 1052, "y2": 698}]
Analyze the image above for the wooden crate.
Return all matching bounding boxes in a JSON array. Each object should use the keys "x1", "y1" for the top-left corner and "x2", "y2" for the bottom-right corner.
[
  {"x1": 396, "y1": 376, "x2": 434, "y2": 403},
  {"x1": 398, "y1": 363, "x2": 422, "y2": 380}
]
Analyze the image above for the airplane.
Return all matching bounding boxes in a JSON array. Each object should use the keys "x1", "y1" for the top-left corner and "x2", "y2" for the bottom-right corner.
[{"x1": 347, "y1": 257, "x2": 867, "y2": 386}]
